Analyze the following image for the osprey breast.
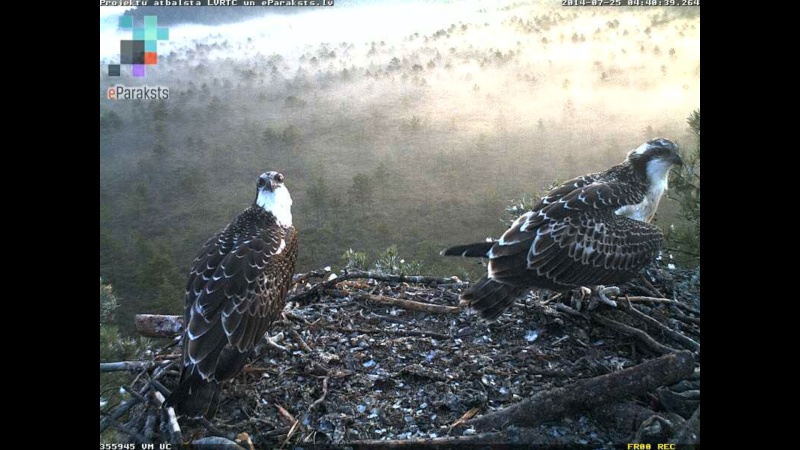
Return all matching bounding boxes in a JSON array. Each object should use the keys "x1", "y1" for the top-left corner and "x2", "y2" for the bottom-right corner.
[{"x1": 615, "y1": 175, "x2": 668, "y2": 223}]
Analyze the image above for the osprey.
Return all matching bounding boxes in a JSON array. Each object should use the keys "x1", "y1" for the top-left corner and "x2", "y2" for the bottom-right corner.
[
  {"x1": 166, "y1": 171, "x2": 298, "y2": 418},
  {"x1": 442, "y1": 138, "x2": 683, "y2": 320}
]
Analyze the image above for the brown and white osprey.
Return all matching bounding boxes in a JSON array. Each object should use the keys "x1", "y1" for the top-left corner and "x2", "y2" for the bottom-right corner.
[
  {"x1": 442, "y1": 138, "x2": 683, "y2": 320},
  {"x1": 167, "y1": 171, "x2": 297, "y2": 418}
]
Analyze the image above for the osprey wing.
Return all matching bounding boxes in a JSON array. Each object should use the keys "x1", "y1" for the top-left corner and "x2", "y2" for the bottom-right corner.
[
  {"x1": 184, "y1": 223, "x2": 297, "y2": 381},
  {"x1": 488, "y1": 178, "x2": 660, "y2": 290}
]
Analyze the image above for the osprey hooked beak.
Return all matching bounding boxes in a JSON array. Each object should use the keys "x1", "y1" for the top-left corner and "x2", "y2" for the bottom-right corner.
[
  {"x1": 258, "y1": 172, "x2": 285, "y2": 192},
  {"x1": 668, "y1": 152, "x2": 684, "y2": 166},
  {"x1": 269, "y1": 172, "x2": 285, "y2": 191}
]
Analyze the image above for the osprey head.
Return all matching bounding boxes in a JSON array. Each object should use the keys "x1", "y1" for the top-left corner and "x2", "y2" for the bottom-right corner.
[
  {"x1": 628, "y1": 138, "x2": 683, "y2": 184},
  {"x1": 255, "y1": 171, "x2": 293, "y2": 227}
]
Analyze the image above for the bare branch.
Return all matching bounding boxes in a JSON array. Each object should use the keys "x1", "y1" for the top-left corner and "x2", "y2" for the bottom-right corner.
[
  {"x1": 154, "y1": 391, "x2": 183, "y2": 447},
  {"x1": 353, "y1": 292, "x2": 460, "y2": 315},
  {"x1": 619, "y1": 300, "x2": 700, "y2": 352},
  {"x1": 465, "y1": 351, "x2": 695, "y2": 431},
  {"x1": 101, "y1": 361, "x2": 164, "y2": 373},
  {"x1": 135, "y1": 314, "x2": 184, "y2": 338},
  {"x1": 591, "y1": 314, "x2": 678, "y2": 355}
]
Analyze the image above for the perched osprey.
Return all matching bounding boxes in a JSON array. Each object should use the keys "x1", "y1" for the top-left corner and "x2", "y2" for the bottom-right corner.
[
  {"x1": 442, "y1": 138, "x2": 683, "y2": 320},
  {"x1": 166, "y1": 171, "x2": 298, "y2": 418}
]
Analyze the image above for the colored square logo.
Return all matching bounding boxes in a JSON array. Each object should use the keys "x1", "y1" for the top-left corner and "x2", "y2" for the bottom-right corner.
[{"x1": 109, "y1": 15, "x2": 168, "y2": 79}]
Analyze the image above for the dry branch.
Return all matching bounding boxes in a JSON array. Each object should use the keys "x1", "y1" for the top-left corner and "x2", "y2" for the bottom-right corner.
[
  {"x1": 100, "y1": 360, "x2": 177, "y2": 434},
  {"x1": 101, "y1": 361, "x2": 162, "y2": 373},
  {"x1": 154, "y1": 391, "x2": 183, "y2": 447},
  {"x1": 465, "y1": 351, "x2": 695, "y2": 432},
  {"x1": 135, "y1": 314, "x2": 184, "y2": 338},
  {"x1": 670, "y1": 405, "x2": 700, "y2": 444},
  {"x1": 591, "y1": 314, "x2": 678, "y2": 355},
  {"x1": 620, "y1": 300, "x2": 700, "y2": 352},
  {"x1": 292, "y1": 267, "x2": 332, "y2": 285},
  {"x1": 289, "y1": 329, "x2": 313, "y2": 353},
  {"x1": 306, "y1": 376, "x2": 329, "y2": 414},
  {"x1": 193, "y1": 437, "x2": 246, "y2": 449},
  {"x1": 626, "y1": 296, "x2": 700, "y2": 315},
  {"x1": 353, "y1": 293, "x2": 460, "y2": 314}
]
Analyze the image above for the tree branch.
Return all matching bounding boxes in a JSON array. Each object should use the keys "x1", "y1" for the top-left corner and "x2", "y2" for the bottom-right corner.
[
  {"x1": 100, "y1": 361, "x2": 165, "y2": 373},
  {"x1": 353, "y1": 292, "x2": 460, "y2": 315},
  {"x1": 135, "y1": 314, "x2": 184, "y2": 338},
  {"x1": 591, "y1": 314, "x2": 678, "y2": 355},
  {"x1": 619, "y1": 300, "x2": 700, "y2": 352},
  {"x1": 465, "y1": 351, "x2": 696, "y2": 431}
]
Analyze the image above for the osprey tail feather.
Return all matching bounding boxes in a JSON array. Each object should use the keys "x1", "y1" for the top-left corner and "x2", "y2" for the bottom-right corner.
[
  {"x1": 441, "y1": 242, "x2": 493, "y2": 258},
  {"x1": 461, "y1": 276, "x2": 526, "y2": 320},
  {"x1": 165, "y1": 371, "x2": 220, "y2": 419}
]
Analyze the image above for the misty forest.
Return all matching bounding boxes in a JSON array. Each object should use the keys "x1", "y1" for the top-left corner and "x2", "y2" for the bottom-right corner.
[{"x1": 100, "y1": 1, "x2": 700, "y2": 446}]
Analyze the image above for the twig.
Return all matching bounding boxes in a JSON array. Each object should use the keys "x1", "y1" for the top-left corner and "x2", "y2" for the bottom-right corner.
[
  {"x1": 620, "y1": 300, "x2": 700, "y2": 352},
  {"x1": 100, "y1": 360, "x2": 177, "y2": 434},
  {"x1": 626, "y1": 296, "x2": 700, "y2": 315},
  {"x1": 638, "y1": 274, "x2": 665, "y2": 298},
  {"x1": 274, "y1": 404, "x2": 297, "y2": 425},
  {"x1": 280, "y1": 419, "x2": 301, "y2": 450},
  {"x1": 101, "y1": 360, "x2": 162, "y2": 373},
  {"x1": 154, "y1": 391, "x2": 184, "y2": 447},
  {"x1": 292, "y1": 267, "x2": 333, "y2": 285},
  {"x1": 591, "y1": 314, "x2": 678, "y2": 355},
  {"x1": 193, "y1": 437, "x2": 246, "y2": 449},
  {"x1": 143, "y1": 411, "x2": 158, "y2": 443},
  {"x1": 149, "y1": 380, "x2": 171, "y2": 397},
  {"x1": 670, "y1": 405, "x2": 700, "y2": 444},
  {"x1": 306, "y1": 376, "x2": 330, "y2": 413},
  {"x1": 135, "y1": 314, "x2": 184, "y2": 338},
  {"x1": 465, "y1": 351, "x2": 696, "y2": 431},
  {"x1": 290, "y1": 329, "x2": 313, "y2": 353},
  {"x1": 553, "y1": 303, "x2": 586, "y2": 318},
  {"x1": 101, "y1": 413, "x2": 147, "y2": 443},
  {"x1": 198, "y1": 417, "x2": 231, "y2": 438},
  {"x1": 101, "y1": 400, "x2": 140, "y2": 434},
  {"x1": 121, "y1": 385, "x2": 156, "y2": 407},
  {"x1": 311, "y1": 323, "x2": 450, "y2": 340},
  {"x1": 448, "y1": 406, "x2": 480, "y2": 433},
  {"x1": 353, "y1": 292, "x2": 460, "y2": 315},
  {"x1": 669, "y1": 306, "x2": 701, "y2": 325}
]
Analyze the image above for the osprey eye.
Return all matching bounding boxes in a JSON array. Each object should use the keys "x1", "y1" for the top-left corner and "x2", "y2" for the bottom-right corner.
[
  {"x1": 275, "y1": 173, "x2": 284, "y2": 183},
  {"x1": 257, "y1": 178, "x2": 267, "y2": 188}
]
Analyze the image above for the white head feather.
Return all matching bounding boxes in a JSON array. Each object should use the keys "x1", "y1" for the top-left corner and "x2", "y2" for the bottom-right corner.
[{"x1": 256, "y1": 172, "x2": 293, "y2": 227}]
